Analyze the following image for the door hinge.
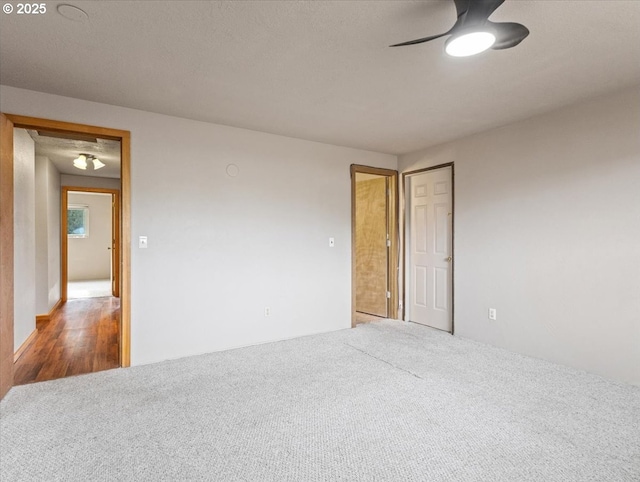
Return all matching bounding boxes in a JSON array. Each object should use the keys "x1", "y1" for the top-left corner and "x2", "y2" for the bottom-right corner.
[
  {"x1": 386, "y1": 291, "x2": 391, "y2": 299},
  {"x1": 386, "y1": 239, "x2": 391, "y2": 247}
]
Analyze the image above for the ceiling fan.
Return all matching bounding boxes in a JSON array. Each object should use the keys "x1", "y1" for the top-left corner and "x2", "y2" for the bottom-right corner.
[{"x1": 390, "y1": 0, "x2": 529, "y2": 57}]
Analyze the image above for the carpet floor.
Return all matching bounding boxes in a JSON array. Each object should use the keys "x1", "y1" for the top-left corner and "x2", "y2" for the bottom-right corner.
[
  {"x1": 67, "y1": 279, "x2": 112, "y2": 299},
  {"x1": 1, "y1": 320, "x2": 638, "y2": 481}
]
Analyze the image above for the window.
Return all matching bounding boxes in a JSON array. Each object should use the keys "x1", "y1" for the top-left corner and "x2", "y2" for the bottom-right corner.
[{"x1": 67, "y1": 205, "x2": 89, "y2": 238}]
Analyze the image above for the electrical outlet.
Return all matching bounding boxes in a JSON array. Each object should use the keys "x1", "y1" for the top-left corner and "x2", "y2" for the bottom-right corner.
[
  {"x1": 264, "y1": 307, "x2": 271, "y2": 317},
  {"x1": 488, "y1": 308, "x2": 497, "y2": 321}
]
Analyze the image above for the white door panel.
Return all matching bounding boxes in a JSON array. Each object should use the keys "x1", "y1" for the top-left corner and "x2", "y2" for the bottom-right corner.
[{"x1": 406, "y1": 167, "x2": 452, "y2": 332}]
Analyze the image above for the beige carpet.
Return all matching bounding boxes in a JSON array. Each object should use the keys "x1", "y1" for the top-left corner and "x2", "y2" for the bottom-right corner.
[
  {"x1": 67, "y1": 279, "x2": 112, "y2": 299},
  {"x1": 1, "y1": 320, "x2": 638, "y2": 481}
]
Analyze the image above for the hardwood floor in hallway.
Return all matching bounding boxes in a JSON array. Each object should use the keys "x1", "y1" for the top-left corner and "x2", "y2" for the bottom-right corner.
[{"x1": 14, "y1": 297, "x2": 120, "y2": 385}]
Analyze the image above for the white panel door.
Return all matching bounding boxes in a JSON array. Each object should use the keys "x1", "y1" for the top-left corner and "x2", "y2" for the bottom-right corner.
[{"x1": 407, "y1": 167, "x2": 452, "y2": 331}]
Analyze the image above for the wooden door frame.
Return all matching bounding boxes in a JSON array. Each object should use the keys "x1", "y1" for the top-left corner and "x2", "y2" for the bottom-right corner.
[
  {"x1": 351, "y1": 164, "x2": 399, "y2": 328},
  {"x1": 401, "y1": 162, "x2": 455, "y2": 334},
  {"x1": 0, "y1": 114, "x2": 14, "y2": 399},
  {"x1": 0, "y1": 114, "x2": 131, "y2": 400},
  {"x1": 62, "y1": 187, "x2": 121, "y2": 302}
]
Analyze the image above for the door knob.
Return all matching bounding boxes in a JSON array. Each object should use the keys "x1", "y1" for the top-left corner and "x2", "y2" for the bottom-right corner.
[{"x1": 446, "y1": 256, "x2": 452, "y2": 262}]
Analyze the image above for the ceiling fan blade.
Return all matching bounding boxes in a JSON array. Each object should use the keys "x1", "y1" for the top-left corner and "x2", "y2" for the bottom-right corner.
[
  {"x1": 489, "y1": 21, "x2": 530, "y2": 49},
  {"x1": 454, "y1": 0, "x2": 505, "y2": 26},
  {"x1": 389, "y1": 31, "x2": 450, "y2": 47}
]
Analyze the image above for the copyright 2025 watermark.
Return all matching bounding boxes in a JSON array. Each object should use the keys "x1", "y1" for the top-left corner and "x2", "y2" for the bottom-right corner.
[{"x1": 3, "y1": 3, "x2": 48, "y2": 15}]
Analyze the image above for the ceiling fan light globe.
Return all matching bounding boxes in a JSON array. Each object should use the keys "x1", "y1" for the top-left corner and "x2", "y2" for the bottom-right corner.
[
  {"x1": 93, "y1": 158, "x2": 105, "y2": 170},
  {"x1": 445, "y1": 31, "x2": 496, "y2": 57}
]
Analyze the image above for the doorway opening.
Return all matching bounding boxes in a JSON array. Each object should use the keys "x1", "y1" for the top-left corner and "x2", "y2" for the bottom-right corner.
[
  {"x1": 402, "y1": 163, "x2": 454, "y2": 333},
  {"x1": 351, "y1": 165, "x2": 399, "y2": 327},
  {"x1": 0, "y1": 114, "x2": 130, "y2": 398},
  {"x1": 63, "y1": 188, "x2": 120, "y2": 301}
]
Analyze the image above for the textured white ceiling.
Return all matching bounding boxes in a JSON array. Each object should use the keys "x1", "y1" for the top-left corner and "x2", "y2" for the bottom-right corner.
[
  {"x1": 28, "y1": 131, "x2": 121, "y2": 179},
  {"x1": 2, "y1": 1, "x2": 639, "y2": 155}
]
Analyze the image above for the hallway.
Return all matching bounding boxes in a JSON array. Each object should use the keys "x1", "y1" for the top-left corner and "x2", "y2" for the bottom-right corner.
[{"x1": 14, "y1": 297, "x2": 120, "y2": 385}]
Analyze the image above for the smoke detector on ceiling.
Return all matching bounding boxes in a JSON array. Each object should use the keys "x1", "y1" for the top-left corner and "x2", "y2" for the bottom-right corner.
[{"x1": 57, "y1": 4, "x2": 88, "y2": 22}]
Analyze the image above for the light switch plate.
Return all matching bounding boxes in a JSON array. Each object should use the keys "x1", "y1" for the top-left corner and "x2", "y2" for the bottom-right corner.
[
  {"x1": 329, "y1": 237, "x2": 335, "y2": 247},
  {"x1": 139, "y1": 236, "x2": 148, "y2": 249}
]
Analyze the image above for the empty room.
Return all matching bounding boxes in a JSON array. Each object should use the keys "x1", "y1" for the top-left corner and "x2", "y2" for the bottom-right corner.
[{"x1": 1, "y1": 1, "x2": 638, "y2": 481}]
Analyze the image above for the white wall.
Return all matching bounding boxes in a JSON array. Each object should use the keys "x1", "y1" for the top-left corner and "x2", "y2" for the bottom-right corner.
[
  {"x1": 13, "y1": 129, "x2": 35, "y2": 349},
  {"x1": 0, "y1": 85, "x2": 397, "y2": 365},
  {"x1": 61, "y1": 174, "x2": 120, "y2": 190},
  {"x1": 34, "y1": 155, "x2": 61, "y2": 314},
  {"x1": 399, "y1": 86, "x2": 640, "y2": 386},
  {"x1": 67, "y1": 192, "x2": 112, "y2": 281},
  {"x1": 47, "y1": 160, "x2": 61, "y2": 310},
  {"x1": 34, "y1": 156, "x2": 48, "y2": 314}
]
